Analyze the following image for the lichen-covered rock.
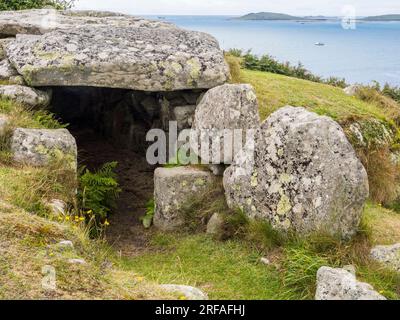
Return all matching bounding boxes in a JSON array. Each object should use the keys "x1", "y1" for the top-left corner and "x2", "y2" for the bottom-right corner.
[
  {"x1": 0, "y1": 85, "x2": 51, "y2": 109},
  {"x1": 160, "y1": 284, "x2": 208, "y2": 300},
  {"x1": 192, "y1": 84, "x2": 260, "y2": 164},
  {"x1": 0, "y1": 38, "x2": 14, "y2": 60},
  {"x1": 5, "y1": 15, "x2": 229, "y2": 91},
  {"x1": 0, "y1": 9, "x2": 174, "y2": 36},
  {"x1": 154, "y1": 166, "x2": 220, "y2": 231},
  {"x1": 343, "y1": 85, "x2": 361, "y2": 96},
  {"x1": 370, "y1": 243, "x2": 400, "y2": 272},
  {"x1": 315, "y1": 266, "x2": 386, "y2": 300},
  {"x1": 206, "y1": 212, "x2": 225, "y2": 236},
  {"x1": 173, "y1": 105, "x2": 196, "y2": 131},
  {"x1": 224, "y1": 106, "x2": 369, "y2": 239},
  {"x1": 11, "y1": 128, "x2": 77, "y2": 169},
  {"x1": 0, "y1": 59, "x2": 18, "y2": 80}
]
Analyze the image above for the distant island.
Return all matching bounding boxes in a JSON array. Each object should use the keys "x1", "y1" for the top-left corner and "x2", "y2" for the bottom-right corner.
[
  {"x1": 235, "y1": 12, "x2": 302, "y2": 21},
  {"x1": 235, "y1": 12, "x2": 400, "y2": 22},
  {"x1": 361, "y1": 14, "x2": 400, "y2": 21}
]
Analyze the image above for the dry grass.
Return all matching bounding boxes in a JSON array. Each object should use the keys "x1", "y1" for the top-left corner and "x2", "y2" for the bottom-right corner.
[
  {"x1": 356, "y1": 86, "x2": 400, "y2": 125},
  {"x1": 0, "y1": 201, "x2": 175, "y2": 300},
  {"x1": 357, "y1": 147, "x2": 400, "y2": 205}
]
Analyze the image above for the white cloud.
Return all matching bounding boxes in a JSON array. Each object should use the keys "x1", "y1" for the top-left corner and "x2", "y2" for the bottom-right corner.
[{"x1": 74, "y1": 0, "x2": 400, "y2": 16}]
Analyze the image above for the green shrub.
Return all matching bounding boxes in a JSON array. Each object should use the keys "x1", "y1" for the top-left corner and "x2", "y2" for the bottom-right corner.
[
  {"x1": 78, "y1": 162, "x2": 121, "y2": 225},
  {"x1": 227, "y1": 49, "x2": 347, "y2": 88},
  {"x1": 0, "y1": 0, "x2": 74, "y2": 10}
]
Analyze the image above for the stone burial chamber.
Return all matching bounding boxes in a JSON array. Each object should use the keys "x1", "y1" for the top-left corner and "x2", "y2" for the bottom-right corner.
[
  {"x1": 0, "y1": 9, "x2": 229, "y2": 166},
  {"x1": 0, "y1": 9, "x2": 370, "y2": 241}
]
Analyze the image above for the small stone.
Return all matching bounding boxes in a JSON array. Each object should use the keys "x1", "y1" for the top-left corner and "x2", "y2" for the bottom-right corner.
[
  {"x1": 370, "y1": 243, "x2": 400, "y2": 272},
  {"x1": 260, "y1": 257, "x2": 271, "y2": 265},
  {"x1": 344, "y1": 85, "x2": 361, "y2": 96},
  {"x1": 0, "y1": 85, "x2": 51, "y2": 109},
  {"x1": 57, "y1": 240, "x2": 74, "y2": 249},
  {"x1": 68, "y1": 258, "x2": 87, "y2": 265},
  {"x1": 206, "y1": 213, "x2": 225, "y2": 236},
  {"x1": 11, "y1": 128, "x2": 77, "y2": 168},
  {"x1": 160, "y1": 284, "x2": 208, "y2": 300},
  {"x1": 315, "y1": 266, "x2": 386, "y2": 300}
]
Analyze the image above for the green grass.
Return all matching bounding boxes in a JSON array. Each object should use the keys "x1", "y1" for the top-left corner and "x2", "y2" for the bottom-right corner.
[
  {"x1": 120, "y1": 233, "x2": 284, "y2": 300},
  {"x1": 240, "y1": 69, "x2": 392, "y2": 123}
]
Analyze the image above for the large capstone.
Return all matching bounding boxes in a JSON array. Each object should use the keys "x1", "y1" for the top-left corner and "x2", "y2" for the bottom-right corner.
[
  {"x1": 223, "y1": 106, "x2": 369, "y2": 239},
  {"x1": 11, "y1": 128, "x2": 77, "y2": 169},
  {"x1": 0, "y1": 9, "x2": 174, "y2": 36},
  {"x1": 191, "y1": 84, "x2": 260, "y2": 164},
  {"x1": 154, "y1": 166, "x2": 220, "y2": 231},
  {"x1": 0, "y1": 85, "x2": 51, "y2": 109},
  {"x1": 315, "y1": 266, "x2": 386, "y2": 300},
  {"x1": 4, "y1": 11, "x2": 229, "y2": 91}
]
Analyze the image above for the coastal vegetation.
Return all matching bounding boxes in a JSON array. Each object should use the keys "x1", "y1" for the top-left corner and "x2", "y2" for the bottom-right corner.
[{"x1": 0, "y1": 0, "x2": 74, "y2": 11}]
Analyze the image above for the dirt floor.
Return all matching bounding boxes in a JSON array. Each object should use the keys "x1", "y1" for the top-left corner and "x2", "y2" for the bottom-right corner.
[{"x1": 71, "y1": 127, "x2": 158, "y2": 256}]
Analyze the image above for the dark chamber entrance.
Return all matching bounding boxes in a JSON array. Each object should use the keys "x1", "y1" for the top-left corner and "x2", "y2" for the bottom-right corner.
[{"x1": 49, "y1": 86, "x2": 204, "y2": 255}]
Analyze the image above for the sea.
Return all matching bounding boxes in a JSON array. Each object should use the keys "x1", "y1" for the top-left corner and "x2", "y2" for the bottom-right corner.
[{"x1": 146, "y1": 15, "x2": 400, "y2": 86}]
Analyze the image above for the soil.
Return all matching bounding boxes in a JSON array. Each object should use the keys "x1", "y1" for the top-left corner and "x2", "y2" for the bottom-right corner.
[{"x1": 70, "y1": 126, "x2": 158, "y2": 256}]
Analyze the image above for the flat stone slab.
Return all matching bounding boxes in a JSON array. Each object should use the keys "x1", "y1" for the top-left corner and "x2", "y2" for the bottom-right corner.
[
  {"x1": 154, "y1": 166, "x2": 220, "y2": 231},
  {"x1": 0, "y1": 85, "x2": 51, "y2": 108},
  {"x1": 11, "y1": 128, "x2": 77, "y2": 168},
  {"x1": 4, "y1": 10, "x2": 229, "y2": 91},
  {"x1": 0, "y1": 9, "x2": 174, "y2": 36},
  {"x1": 315, "y1": 266, "x2": 386, "y2": 300},
  {"x1": 370, "y1": 243, "x2": 400, "y2": 272}
]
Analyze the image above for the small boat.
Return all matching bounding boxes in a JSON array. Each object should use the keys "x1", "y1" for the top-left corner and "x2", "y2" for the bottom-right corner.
[
  {"x1": 315, "y1": 42, "x2": 325, "y2": 46},
  {"x1": 158, "y1": 16, "x2": 166, "y2": 20}
]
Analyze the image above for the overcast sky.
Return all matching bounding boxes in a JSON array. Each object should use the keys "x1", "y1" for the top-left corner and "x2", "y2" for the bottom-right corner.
[{"x1": 74, "y1": 0, "x2": 399, "y2": 16}]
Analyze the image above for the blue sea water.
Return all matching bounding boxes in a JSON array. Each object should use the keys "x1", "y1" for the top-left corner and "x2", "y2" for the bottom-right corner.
[{"x1": 147, "y1": 16, "x2": 400, "y2": 86}]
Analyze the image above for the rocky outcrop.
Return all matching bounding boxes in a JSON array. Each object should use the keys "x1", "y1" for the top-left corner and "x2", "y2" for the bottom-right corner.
[
  {"x1": 315, "y1": 266, "x2": 386, "y2": 300},
  {"x1": 11, "y1": 128, "x2": 77, "y2": 169},
  {"x1": 370, "y1": 244, "x2": 400, "y2": 272},
  {"x1": 224, "y1": 106, "x2": 369, "y2": 239},
  {"x1": 3, "y1": 10, "x2": 229, "y2": 91},
  {"x1": 192, "y1": 84, "x2": 260, "y2": 164},
  {"x1": 160, "y1": 284, "x2": 208, "y2": 300},
  {"x1": 0, "y1": 9, "x2": 174, "y2": 36},
  {"x1": 0, "y1": 85, "x2": 51, "y2": 108},
  {"x1": 154, "y1": 166, "x2": 220, "y2": 231}
]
